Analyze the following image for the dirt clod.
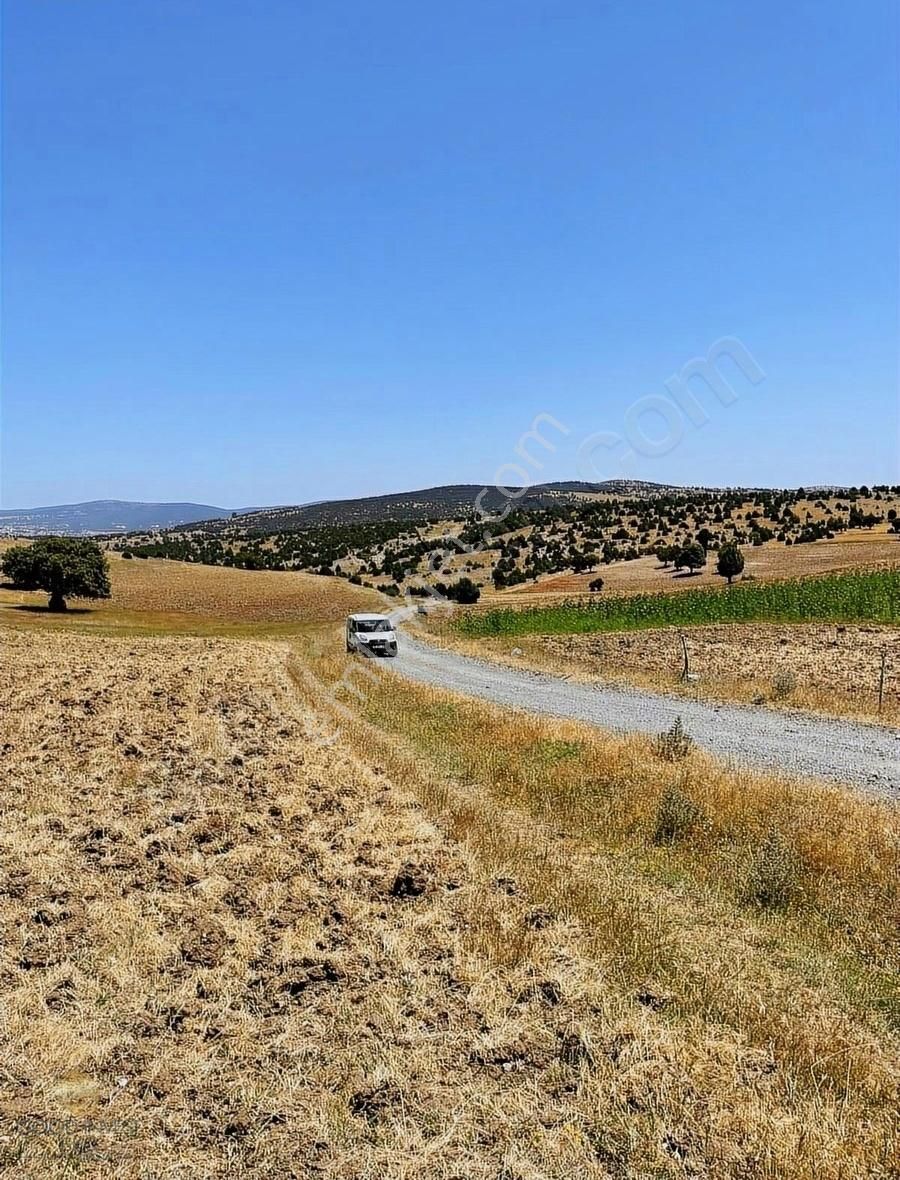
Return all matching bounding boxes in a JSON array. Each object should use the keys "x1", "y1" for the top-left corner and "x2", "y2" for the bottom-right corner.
[
  {"x1": 389, "y1": 863, "x2": 430, "y2": 898},
  {"x1": 348, "y1": 1082, "x2": 402, "y2": 1123}
]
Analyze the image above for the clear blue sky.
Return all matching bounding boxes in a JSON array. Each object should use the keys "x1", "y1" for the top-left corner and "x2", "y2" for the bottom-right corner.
[{"x1": 2, "y1": 0, "x2": 897, "y2": 508}]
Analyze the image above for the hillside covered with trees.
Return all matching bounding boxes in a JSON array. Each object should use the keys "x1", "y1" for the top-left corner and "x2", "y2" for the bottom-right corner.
[{"x1": 114, "y1": 485, "x2": 900, "y2": 599}]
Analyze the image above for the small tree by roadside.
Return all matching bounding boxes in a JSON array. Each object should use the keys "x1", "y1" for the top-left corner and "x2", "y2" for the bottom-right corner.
[
  {"x1": 2, "y1": 537, "x2": 111, "y2": 612},
  {"x1": 716, "y1": 541, "x2": 745, "y2": 585}
]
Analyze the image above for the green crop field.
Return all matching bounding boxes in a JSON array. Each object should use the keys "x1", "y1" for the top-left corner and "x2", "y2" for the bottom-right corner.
[{"x1": 455, "y1": 568, "x2": 900, "y2": 638}]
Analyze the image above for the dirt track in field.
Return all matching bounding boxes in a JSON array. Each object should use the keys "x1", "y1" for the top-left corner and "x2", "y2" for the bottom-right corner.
[{"x1": 391, "y1": 636, "x2": 900, "y2": 797}]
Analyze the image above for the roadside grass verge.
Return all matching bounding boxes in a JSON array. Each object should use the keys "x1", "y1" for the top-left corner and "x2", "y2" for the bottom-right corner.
[
  {"x1": 289, "y1": 645, "x2": 900, "y2": 1176},
  {"x1": 352, "y1": 668, "x2": 899, "y2": 1007},
  {"x1": 457, "y1": 567, "x2": 900, "y2": 638},
  {"x1": 293, "y1": 641, "x2": 900, "y2": 1156}
]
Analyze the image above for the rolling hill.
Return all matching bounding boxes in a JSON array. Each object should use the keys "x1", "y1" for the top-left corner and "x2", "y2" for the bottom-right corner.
[{"x1": 191, "y1": 480, "x2": 691, "y2": 533}]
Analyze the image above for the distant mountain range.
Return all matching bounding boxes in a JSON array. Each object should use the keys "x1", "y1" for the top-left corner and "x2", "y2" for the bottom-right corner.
[
  {"x1": 0, "y1": 500, "x2": 233, "y2": 536},
  {"x1": 0, "y1": 484, "x2": 683, "y2": 536},
  {"x1": 0, "y1": 480, "x2": 833, "y2": 537}
]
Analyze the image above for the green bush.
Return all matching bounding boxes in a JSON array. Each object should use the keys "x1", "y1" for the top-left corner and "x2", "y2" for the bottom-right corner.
[
  {"x1": 436, "y1": 577, "x2": 481, "y2": 604},
  {"x1": 677, "y1": 541, "x2": 707, "y2": 574},
  {"x1": 716, "y1": 542, "x2": 745, "y2": 584}
]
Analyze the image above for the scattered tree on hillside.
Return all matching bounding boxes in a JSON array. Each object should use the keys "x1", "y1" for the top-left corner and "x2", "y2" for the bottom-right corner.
[
  {"x1": 2, "y1": 537, "x2": 111, "y2": 612},
  {"x1": 588, "y1": 577, "x2": 605, "y2": 592},
  {"x1": 677, "y1": 541, "x2": 707, "y2": 575},
  {"x1": 108, "y1": 485, "x2": 900, "y2": 591},
  {"x1": 716, "y1": 542, "x2": 745, "y2": 585},
  {"x1": 570, "y1": 552, "x2": 597, "y2": 574},
  {"x1": 435, "y1": 576, "x2": 481, "y2": 604}
]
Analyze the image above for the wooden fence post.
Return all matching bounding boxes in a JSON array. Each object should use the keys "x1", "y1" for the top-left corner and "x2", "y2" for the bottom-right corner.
[
  {"x1": 878, "y1": 649, "x2": 887, "y2": 714},
  {"x1": 679, "y1": 632, "x2": 690, "y2": 682}
]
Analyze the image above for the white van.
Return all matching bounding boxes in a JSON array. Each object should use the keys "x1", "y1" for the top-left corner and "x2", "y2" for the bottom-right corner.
[{"x1": 345, "y1": 613, "x2": 398, "y2": 657}]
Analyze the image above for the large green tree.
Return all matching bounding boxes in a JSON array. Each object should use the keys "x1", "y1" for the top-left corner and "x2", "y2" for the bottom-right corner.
[{"x1": 2, "y1": 537, "x2": 111, "y2": 612}]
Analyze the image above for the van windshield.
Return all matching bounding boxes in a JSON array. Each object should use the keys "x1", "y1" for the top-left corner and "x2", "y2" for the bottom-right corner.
[{"x1": 355, "y1": 619, "x2": 393, "y2": 633}]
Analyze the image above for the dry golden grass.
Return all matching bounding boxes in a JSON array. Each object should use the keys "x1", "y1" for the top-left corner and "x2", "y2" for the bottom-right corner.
[
  {"x1": 0, "y1": 552, "x2": 383, "y2": 637},
  {"x1": 304, "y1": 638, "x2": 900, "y2": 971},
  {"x1": 484, "y1": 529, "x2": 900, "y2": 605}
]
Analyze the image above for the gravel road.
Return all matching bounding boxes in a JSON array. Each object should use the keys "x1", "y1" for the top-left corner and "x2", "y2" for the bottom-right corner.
[{"x1": 390, "y1": 637, "x2": 900, "y2": 798}]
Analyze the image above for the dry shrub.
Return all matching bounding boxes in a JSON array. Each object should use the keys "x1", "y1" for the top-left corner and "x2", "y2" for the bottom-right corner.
[
  {"x1": 746, "y1": 827, "x2": 802, "y2": 910},
  {"x1": 771, "y1": 668, "x2": 798, "y2": 699},
  {"x1": 652, "y1": 716, "x2": 694, "y2": 761},
  {"x1": 653, "y1": 783, "x2": 706, "y2": 844}
]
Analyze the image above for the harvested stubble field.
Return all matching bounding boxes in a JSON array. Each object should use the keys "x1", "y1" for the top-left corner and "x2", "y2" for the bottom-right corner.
[
  {"x1": 2, "y1": 625, "x2": 655, "y2": 1179},
  {"x1": 2, "y1": 553, "x2": 899, "y2": 1178}
]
